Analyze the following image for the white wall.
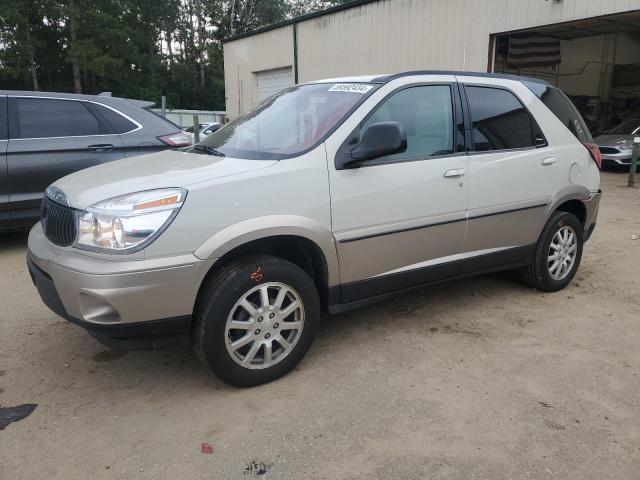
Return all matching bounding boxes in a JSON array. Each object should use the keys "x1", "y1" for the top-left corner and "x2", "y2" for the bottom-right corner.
[
  {"x1": 223, "y1": 0, "x2": 640, "y2": 117},
  {"x1": 223, "y1": 25, "x2": 294, "y2": 117}
]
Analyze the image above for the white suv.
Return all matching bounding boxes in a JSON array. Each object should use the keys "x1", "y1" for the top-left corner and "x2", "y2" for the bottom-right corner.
[{"x1": 27, "y1": 72, "x2": 601, "y2": 386}]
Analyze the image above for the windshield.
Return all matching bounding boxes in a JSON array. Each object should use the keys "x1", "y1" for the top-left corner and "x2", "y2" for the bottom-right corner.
[
  {"x1": 608, "y1": 120, "x2": 640, "y2": 135},
  {"x1": 190, "y1": 82, "x2": 376, "y2": 159}
]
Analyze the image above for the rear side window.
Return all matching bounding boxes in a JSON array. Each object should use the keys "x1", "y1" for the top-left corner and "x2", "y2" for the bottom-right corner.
[
  {"x1": 13, "y1": 98, "x2": 100, "y2": 139},
  {"x1": 93, "y1": 103, "x2": 138, "y2": 134},
  {"x1": 525, "y1": 82, "x2": 593, "y2": 142},
  {"x1": 465, "y1": 86, "x2": 534, "y2": 151}
]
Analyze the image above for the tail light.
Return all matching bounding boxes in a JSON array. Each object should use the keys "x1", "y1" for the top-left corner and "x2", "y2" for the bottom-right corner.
[
  {"x1": 584, "y1": 142, "x2": 602, "y2": 169},
  {"x1": 158, "y1": 131, "x2": 192, "y2": 147}
]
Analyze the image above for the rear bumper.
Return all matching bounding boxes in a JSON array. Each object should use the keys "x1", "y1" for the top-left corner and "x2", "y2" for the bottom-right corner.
[
  {"x1": 583, "y1": 190, "x2": 601, "y2": 242},
  {"x1": 27, "y1": 223, "x2": 215, "y2": 348}
]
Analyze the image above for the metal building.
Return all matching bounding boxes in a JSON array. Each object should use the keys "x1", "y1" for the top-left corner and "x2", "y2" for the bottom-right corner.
[{"x1": 223, "y1": 0, "x2": 640, "y2": 133}]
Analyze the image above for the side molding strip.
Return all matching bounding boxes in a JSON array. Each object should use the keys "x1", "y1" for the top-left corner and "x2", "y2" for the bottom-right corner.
[{"x1": 339, "y1": 203, "x2": 547, "y2": 244}]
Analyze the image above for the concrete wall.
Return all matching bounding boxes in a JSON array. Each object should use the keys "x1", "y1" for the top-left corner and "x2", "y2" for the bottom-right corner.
[{"x1": 223, "y1": 0, "x2": 640, "y2": 118}]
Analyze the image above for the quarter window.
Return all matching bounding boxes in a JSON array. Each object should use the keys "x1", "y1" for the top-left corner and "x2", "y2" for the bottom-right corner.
[
  {"x1": 14, "y1": 98, "x2": 101, "y2": 139},
  {"x1": 524, "y1": 82, "x2": 593, "y2": 143},
  {"x1": 360, "y1": 85, "x2": 454, "y2": 163},
  {"x1": 93, "y1": 103, "x2": 138, "y2": 134},
  {"x1": 466, "y1": 86, "x2": 534, "y2": 151}
]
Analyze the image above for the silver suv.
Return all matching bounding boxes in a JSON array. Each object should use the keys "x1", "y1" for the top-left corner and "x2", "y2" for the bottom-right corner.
[{"x1": 27, "y1": 72, "x2": 601, "y2": 386}]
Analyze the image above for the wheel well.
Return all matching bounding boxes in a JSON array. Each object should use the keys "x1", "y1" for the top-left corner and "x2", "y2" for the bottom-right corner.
[
  {"x1": 554, "y1": 200, "x2": 586, "y2": 226},
  {"x1": 199, "y1": 235, "x2": 329, "y2": 309}
]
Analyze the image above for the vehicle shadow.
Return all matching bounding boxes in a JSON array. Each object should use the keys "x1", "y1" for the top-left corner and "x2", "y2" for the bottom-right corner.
[
  {"x1": 0, "y1": 230, "x2": 29, "y2": 251},
  {"x1": 31, "y1": 271, "x2": 526, "y2": 393},
  {"x1": 602, "y1": 164, "x2": 633, "y2": 174}
]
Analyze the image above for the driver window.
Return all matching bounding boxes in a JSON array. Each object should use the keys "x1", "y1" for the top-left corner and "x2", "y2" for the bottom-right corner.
[{"x1": 360, "y1": 85, "x2": 454, "y2": 163}]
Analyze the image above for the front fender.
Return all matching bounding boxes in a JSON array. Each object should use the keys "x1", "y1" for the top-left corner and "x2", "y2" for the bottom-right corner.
[{"x1": 193, "y1": 215, "x2": 340, "y2": 286}]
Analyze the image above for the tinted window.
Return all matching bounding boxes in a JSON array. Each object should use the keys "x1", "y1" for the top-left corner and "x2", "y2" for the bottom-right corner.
[
  {"x1": 93, "y1": 103, "x2": 138, "y2": 134},
  {"x1": 14, "y1": 98, "x2": 101, "y2": 139},
  {"x1": 0, "y1": 97, "x2": 7, "y2": 140},
  {"x1": 524, "y1": 82, "x2": 593, "y2": 142},
  {"x1": 466, "y1": 86, "x2": 534, "y2": 151},
  {"x1": 360, "y1": 85, "x2": 454, "y2": 163}
]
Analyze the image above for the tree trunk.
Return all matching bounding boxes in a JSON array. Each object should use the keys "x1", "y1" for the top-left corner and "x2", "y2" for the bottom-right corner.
[
  {"x1": 30, "y1": 62, "x2": 39, "y2": 91},
  {"x1": 230, "y1": 0, "x2": 236, "y2": 35},
  {"x1": 196, "y1": 0, "x2": 205, "y2": 88},
  {"x1": 166, "y1": 32, "x2": 175, "y2": 82},
  {"x1": 26, "y1": 29, "x2": 39, "y2": 90},
  {"x1": 69, "y1": 0, "x2": 82, "y2": 93}
]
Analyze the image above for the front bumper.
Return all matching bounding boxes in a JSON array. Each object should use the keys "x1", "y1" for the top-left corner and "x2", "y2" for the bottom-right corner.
[
  {"x1": 27, "y1": 223, "x2": 216, "y2": 348},
  {"x1": 600, "y1": 150, "x2": 633, "y2": 165}
]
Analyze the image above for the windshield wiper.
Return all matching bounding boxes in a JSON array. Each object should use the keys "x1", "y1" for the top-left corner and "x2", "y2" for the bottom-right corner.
[{"x1": 192, "y1": 145, "x2": 225, "y2": 157}]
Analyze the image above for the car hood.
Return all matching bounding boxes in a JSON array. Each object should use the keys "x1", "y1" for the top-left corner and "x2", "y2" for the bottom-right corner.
[
  {"x1": 53, "y1": 150, "x2": 278, "y2": 209},
  {"x1": 594, "y1": 134, "x2": 634, "y2": 147}
]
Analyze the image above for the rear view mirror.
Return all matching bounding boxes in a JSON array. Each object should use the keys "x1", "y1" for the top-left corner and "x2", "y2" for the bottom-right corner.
[{"x1": 341, "y1": 121, "x2": 407, "y2": 168}]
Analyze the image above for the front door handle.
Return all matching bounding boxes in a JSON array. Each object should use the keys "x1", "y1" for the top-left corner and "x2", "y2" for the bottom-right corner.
[
  {"x1": 542, "y1": 157, "x2": 557, "y2": 166},
  {"x1": 444, "y1": 168, "x2": 465, "y2": 178},
  {"x1": 88, "y1": 144, "x2": 114, "y2": 152}
]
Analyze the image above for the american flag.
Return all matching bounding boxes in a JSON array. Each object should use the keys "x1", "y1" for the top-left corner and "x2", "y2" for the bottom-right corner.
[{"x1": 506, "y1": 34, "x2": 561, "y2": 69}]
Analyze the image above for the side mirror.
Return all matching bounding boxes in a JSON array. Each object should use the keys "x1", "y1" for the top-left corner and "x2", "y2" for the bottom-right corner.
[{"x1": 343, "y1": 121, "x2": 407, "y2": 168}]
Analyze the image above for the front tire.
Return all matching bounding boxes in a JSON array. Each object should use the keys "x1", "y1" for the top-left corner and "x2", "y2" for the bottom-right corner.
[
  {"x1": 520, "y1": 211, "x2": 583, "y2": 292},
  {"x1": 193, "y1": 254, "x2": 320, "y2": 387}
]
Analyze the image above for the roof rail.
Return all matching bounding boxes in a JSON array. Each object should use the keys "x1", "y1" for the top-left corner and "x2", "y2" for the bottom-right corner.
[{"x1": 372, "y1": 70, "x2": 551, "y2": 86}]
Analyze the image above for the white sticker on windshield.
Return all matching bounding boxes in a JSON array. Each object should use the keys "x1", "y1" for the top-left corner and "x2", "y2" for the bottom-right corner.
[{"x1": 328, "y1": 83, "x2": 373, "y2": 94}]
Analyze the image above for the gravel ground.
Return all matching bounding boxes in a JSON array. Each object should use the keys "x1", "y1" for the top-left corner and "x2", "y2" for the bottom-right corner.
[{"x1": 0, "y1": 171, "x2": 639, "y2": 479}]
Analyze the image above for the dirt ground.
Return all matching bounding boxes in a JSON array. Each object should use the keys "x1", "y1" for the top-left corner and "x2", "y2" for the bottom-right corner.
[{"x1": 0, "y1": 171, "x2": 638, "y2": 479}]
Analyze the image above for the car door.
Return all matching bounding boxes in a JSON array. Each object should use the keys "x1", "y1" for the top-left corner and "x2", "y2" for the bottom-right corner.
[
  {"x1": 7, "y1": 96, "x2": 125, "y2": 227},
  {"x1": 459, "y1": 78, "x2": 564, "y2": 273},
  {"x1": 0, "y1": 96, "x2": 9, "y2": 229},
  {"x1": 326, "y1": 78, "x2": 469, "y2": 303}
]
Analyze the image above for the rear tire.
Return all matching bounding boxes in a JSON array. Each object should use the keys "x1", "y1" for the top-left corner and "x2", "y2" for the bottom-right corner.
[
  {"x1": 520, "y1": 211, "x2": 583, "y2": 292},
  {"x1": 193, "y1": 254, "x2": 320, "y2": 387}
]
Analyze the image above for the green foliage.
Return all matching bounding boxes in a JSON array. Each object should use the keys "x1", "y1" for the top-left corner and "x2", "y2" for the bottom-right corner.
[{"x1": 0, "y1": 0, "x2": 341, "y2": 110}]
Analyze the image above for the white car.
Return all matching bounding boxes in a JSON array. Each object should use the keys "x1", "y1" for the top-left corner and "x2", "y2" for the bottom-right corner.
[
  {"x1": 28, "y1": 71, "x2": 601, "y2": 387},
  {"x1": 184, "y1": 121, "x2": 220, "y2": 143}
]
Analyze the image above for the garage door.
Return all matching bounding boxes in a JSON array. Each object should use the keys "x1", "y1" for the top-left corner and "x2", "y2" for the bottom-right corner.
[{"x1": 256, "y1": 67, "x2": 293, "y2": 102}]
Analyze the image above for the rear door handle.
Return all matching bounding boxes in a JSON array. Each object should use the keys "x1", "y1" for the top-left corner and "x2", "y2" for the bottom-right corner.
[
  {"x1": 444, "y1": 168, "x2": 465, "y2": 178},
  {"x1": 88, "y1": 144, "x2": 114, "y2": 152},
  {"x1": 542, "y1": 157, "x2": 557, "y2": 166}
]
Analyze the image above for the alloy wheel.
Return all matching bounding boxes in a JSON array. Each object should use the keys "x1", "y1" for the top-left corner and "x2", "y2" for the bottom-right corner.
[
  {"x1": 547, "y1": 225, "x2": 578, "y2": 281},
  {"x1": 224, "y1": 282, "x2": 305, "y2": 369}
]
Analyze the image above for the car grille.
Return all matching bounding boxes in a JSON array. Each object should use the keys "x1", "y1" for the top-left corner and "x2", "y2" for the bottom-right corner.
[
  {"x1": 598, "y1": 146, "x2": 619, "y2": 155},
  {"x1": 41, "y1": 196, "x2": 77, "y2": 247}
]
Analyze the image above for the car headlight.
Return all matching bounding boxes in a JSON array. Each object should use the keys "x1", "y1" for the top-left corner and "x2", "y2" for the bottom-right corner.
[
  {"x1": 619, "y1": 144, "x2": 633, "y2": 151},
  {"x1": 75, "y1": 188, "x2": 186, "y2": 253}
]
